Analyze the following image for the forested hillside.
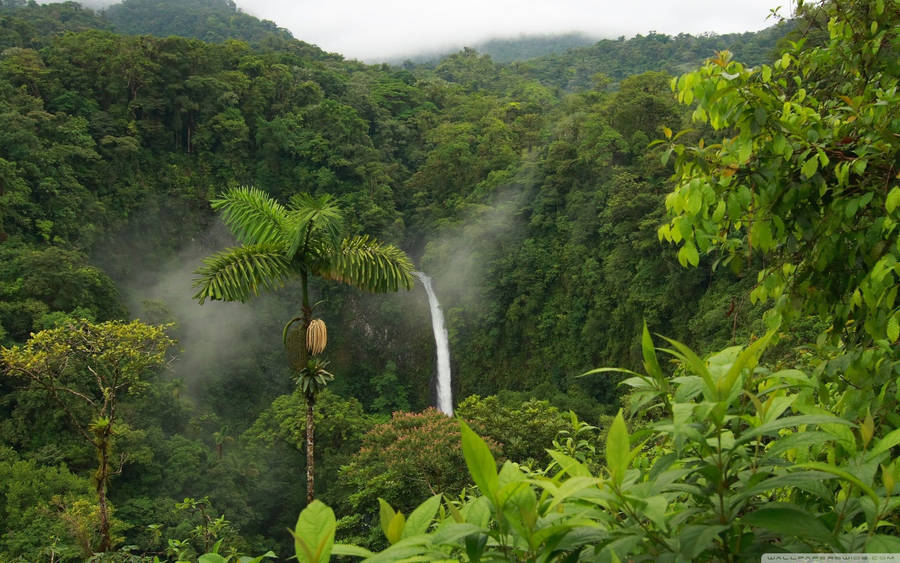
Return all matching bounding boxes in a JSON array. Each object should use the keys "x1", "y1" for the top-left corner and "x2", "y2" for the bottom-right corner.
[
  {"x1": 1, "y1": 0, "x2": 897, "y2": 560},
  {"x1": 103, "y1": 0, "x2": 295, "y2": 45},
  {"x1": 515, "y1": 22, "x2": 792, "y2": 89}
]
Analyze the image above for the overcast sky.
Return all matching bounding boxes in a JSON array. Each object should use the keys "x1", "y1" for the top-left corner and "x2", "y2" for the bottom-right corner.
[{"x1": 233, "y1": 0, "x2": 794, "y2": 62}]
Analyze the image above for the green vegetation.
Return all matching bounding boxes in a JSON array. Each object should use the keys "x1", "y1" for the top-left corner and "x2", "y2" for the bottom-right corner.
[
  {"x1": 103, "y1": 0, "x2": 295, "y2": 45},
  {"x1": 0, "y1": 0, "x2": 897, "y2": 560}
]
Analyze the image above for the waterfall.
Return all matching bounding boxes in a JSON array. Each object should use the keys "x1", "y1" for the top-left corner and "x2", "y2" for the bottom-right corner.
[{"x1": 413, "y1": 271, "x2": 453, "y2": 415}]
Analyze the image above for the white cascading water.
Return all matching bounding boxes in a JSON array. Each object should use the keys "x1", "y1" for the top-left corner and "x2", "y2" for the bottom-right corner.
[{"x1": 413, "y1": 271, "x2": 453, "y2": 415}]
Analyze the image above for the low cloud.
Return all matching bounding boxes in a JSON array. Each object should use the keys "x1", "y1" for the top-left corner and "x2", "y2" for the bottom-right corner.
[{"x1": 236, "y1": 0, "x2": 794, "y2": 62}]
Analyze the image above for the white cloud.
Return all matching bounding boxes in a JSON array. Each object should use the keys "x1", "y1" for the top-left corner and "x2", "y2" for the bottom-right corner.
[{"x1": 236, "y1": 0, "x2": 794, "y2": 62}]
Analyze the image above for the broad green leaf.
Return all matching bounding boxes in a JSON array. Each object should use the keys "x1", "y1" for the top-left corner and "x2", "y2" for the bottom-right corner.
[
  {"x1": 331, "y1": 544, "x2": 374, "y2": 558},
  {"x1": 580, "y1": 367, "x2": 644, "y2": 379},
  {"x1": 236, "y1": 552, "x2": 277, "y2": 563},
  {"x1": 641, "y1": 320, "x2": 663, "y2": 382},
  {"x1": 554, "y1": 527, "x2": 609, "y2": 552},
  {"x1": 718, "y1": 329, "x2": 774, "y2": 400},
  {"x1": 861, "y1": 409, "x2": 875, "y2": 449},
  {"x1": 199, "y1": 555, "x2": 228, "y2": 563},
  {"x1": 801, "y1": 156, "x2": 818, "y2": 178},
  {"x1": 403, "y1": 494, "x2": 442, "y2": 538},
  {"x1": 734, "y1": 415, "x2": 854, "y2": 447},
  {"x1": 606, "y1": 410, "x2": 629, "y2": 485},
  {"x1": 430, "y1": 523, "x2": 484, "y2": 545},
  {"x1": 292, "y1": 500, "x2": 335, "y2": 563},
  {"x1": 378, "y1": 498, "x2": 396, "y2": 540},
  {"x1": 867, "y1": 534, "x2": 900, "y2": 553},
  {"x1": 358, "y1": 536, "x2": 432, "y2": 563},
  {"x1": 744, "y1": 506, "x2": 833, "y2": 541},
  {"x1": 733, "y1": 471, "x2": 835, "y2": 502},
  {"x1": 679, "y1": 242, "x2": 700, "y2": 267},
  {"x1": 887, "y1": 314, "x2": 899, "y2": 342},
  {"x1": 764, "y1": 431, "x2": 832, "y2": 458},
  {"x1": 867, "y1": 427, "x2": 900, "y2": 461},
  {"x1": 886, "y1": 187, "x2": 900, "y2": 214},
  {"x1": 642, "y1": 495, "x2": 668, "y2": 531},
  {"x1": 462, "y1": 495, "x2": 491, "y2": 528},
  {"x1": 386, "y1": 511, "x2": 406, "y2": 545},
  {"x1": 545, "y1": 476, "x2": 604, "y2": 511},
  {"x1": 498, "y1": 460, "x2": 527, "y2": 488},
  {"x1": 678, "y1": 524, "x2": 727, "y2": 559},
  {"x1": 750, "y1": 220, "x2": 773, "y2": 251},
  {"x1": 797, "y1": 462, "x2": 879, "y2": 503},
  {"x1": 460, "y1": 420, "x2": 499, "y2": 499},
  {"x1": 548, "y1": 450, "x2": 592, "y2": 478},
  {"x1": 659, "y1": 337, "x2": 716, "y2": 399}
]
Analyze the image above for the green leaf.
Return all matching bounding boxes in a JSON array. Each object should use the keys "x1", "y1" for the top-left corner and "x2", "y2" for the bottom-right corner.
[
  {"x1": 292, "y1": 500, "x2": 335, "y2": 563},
  {"x1": 735, "y1": 415, "x2": 854, "y2": 447},
  {"x1": 801, "y1": 156, "x2": 819, "y2": 178},
  {"x1": 886, "y1": 187, "x2": 900, "y2": 214},
  {"x1": 678, "y1": 524, "x2": 727, "y2": 559},
  {"x1": 659, "y1": 337, "x2": 716, "y2": 400},
  {"x1": 717, "y1": 330, "x2": 775, "y2": 399},
  {"x1": 460, "y1": 420, "x2": 499, "y2": 499},
  {"x1": 386, "y1": 511, "x2": 406, "y2": 545},
  {"x1": 606, "y1": 410, "x2": 630, "y2": 485},
  {"x1": 430, "y1": 522, "x2": 484, "y2": 545},
  {"x1": 331, "y1": 544, "x2": 374, "y2": 558},
  {"x1": 750, "y1": 220, "x2": 773, "y2": 251},
  {"x1": 403, "y1": 494, "x2": 442, "y2": 538},
  {"x1": 378, "y1": 498, "x2": 398, "y2": 540},
  {"x1": 867, "y1": 534, "x2": 900, "y2": 553},
  {"x1": 861, "y1": 409, "x2": 875, "y2": 449},
  {"x1": 548, "y1": 450, "x2": 592, "y2": 478},
  {"x1": 733, "y1": 471, "x2": 836, "y2": 502},
  {"x1": 358, "y1": 536, "x2": 432, "y2": 563},
  {"x1": 236, "y1": 552, "x2": 277, "y2": 563},
  {"x1": 887, "y1": 314, "x2": 899, "y2": 342},
  {"x1": 642, "y1": 495, "x2": 668, "y2": 531},
  {"x1": 641, "y1": 320, "x2": 663, "y2": 382},
  {"x1": 678, "y1": 242, "x2": 700, "y2": 267},
  {"x1": 743, "y1": 506, "x2": 833, "y2": 541},
  {"x1": 796, "y1": 462, "x2": 879, "y2": 503},
  {"x1": 543, "y1": 476, "x2": 604, "y2": 511},
  {"x1": 867, "y1": 427, "x2": 900, "y2": 461},
  {"x1": 198, "y1": 555, "x2": 228, "y2": 563}
]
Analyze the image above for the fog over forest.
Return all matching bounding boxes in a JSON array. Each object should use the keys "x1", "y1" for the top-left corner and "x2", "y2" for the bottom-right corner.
[{"x1": 1, "y1": 0, "x2": 897, "y2": 560}]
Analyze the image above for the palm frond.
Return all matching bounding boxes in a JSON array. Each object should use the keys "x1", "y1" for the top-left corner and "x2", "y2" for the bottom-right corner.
[
  {"x1": 212, "y1": 186, "x2": 289, "y2": 247},
  {"x1": 193, "y1": 244, "x2": 293, "y2": 303},
  {"x1": 284, "y1": 193, "x2": 344, "y2": 258},
  {"x1": 320, "y1": 235, "x2": 414, "y2": 293}
]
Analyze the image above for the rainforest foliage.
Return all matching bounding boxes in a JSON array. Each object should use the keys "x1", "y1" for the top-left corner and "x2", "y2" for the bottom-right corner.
[{"x1": 0, "y1": 0, "x2": 897, "y2": 560}]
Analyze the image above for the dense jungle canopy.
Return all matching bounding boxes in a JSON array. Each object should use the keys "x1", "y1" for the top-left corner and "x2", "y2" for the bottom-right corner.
[{"x1": 0, "y1": 0, "x2": 897, "y2": 560}]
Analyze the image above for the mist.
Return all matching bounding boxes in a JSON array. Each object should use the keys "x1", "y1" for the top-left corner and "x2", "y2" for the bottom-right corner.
[
  {"x1": 419, "y1": 161, "x2": 537, "y2": 316},
  {"x1": 107, "y1": 223, "x2": 290, "y2": 407},
  {"x1": 234, "y1": 0, "x2": 795, "y2": 63}
]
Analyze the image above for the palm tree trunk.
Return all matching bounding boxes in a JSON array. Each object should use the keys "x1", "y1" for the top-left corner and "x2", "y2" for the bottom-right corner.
[
  {"x1": 300, "y1": 270, "x2": 315, "y2": 504},
  {"x1": 305, "y1": 393, "x2": 315, "y2": 505}
]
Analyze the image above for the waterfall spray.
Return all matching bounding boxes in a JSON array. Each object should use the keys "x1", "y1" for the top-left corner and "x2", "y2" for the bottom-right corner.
[{"x1": 413, "y1": 271, "x2": 452, "y2": 415}]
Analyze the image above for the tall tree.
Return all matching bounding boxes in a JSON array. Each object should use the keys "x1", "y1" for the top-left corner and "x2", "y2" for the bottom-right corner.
[
  {"x1": 1, "y1": 319, "x2": 173, "y2": 552},
  {"x1": 193, "y1": 186, "x2": 414, "y2": 503}
]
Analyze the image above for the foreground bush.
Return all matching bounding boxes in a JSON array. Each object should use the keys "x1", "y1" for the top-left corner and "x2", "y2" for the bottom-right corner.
[{"x1": 290, "y1": 327, "x2": 900, "y2": 561}]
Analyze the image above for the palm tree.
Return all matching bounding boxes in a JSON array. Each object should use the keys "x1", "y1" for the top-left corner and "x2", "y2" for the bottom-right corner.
[{"x1": 193, "y1": 186, "x2": 414, "y2": 503}]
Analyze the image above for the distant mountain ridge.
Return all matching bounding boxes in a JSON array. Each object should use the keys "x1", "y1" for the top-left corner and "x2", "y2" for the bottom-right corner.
[
  {"x1": 508, "y1": 23, "x2": 793, "y2": 90},
  {"x1": 3, "y1": 0, "x2": 792, "y2": 93},
  {"x1": 102, "y1": 0, "x2": 295, "y2": 45},
  {"x1": 389, "y1": 32, "x2": 600, "y2": 65}
]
